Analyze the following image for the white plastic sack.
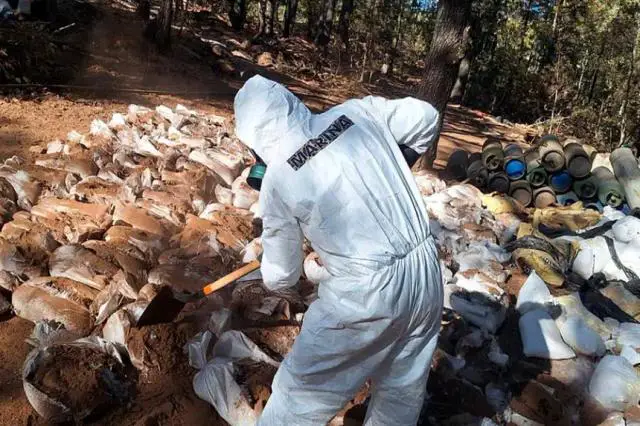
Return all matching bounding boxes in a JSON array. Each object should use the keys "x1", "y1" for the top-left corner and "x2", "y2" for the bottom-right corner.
[
  {"x1": 572, "y1": 236, "x2": 640, "y2": 282},
  {"x1": 515, "y1": 271, "x2": 553, "y2": 315},
  {"x1": 620, "y1": 345, "x2": 640, "y2": 366},
  {"x1": 588, "y1": 355, "x2": 640, "y2": 411},
  {"x1": 557, "y1": 316, "x2": 606, "y2": 357},
  {"x1": 611, "y1": 216, "x2": 640, "y2": 246},
  {"x1": 616, "y1": 322, "x2": 640, "y2": 350},
  {"x1": 519, "y1": 309, "x2": 575, "y2": 359},
  {"x1": 454, "y1": 241, "x2": 511, "y2": 269},
  {"x1": 555, "y1": 293, "x2": 614, "y2": 340},
  {"x1": 190, "y1": 330, "x2": 279, "y2": 426},
  {"x1": 215, "y1": 184, "x2": 234, "y2": 206}
]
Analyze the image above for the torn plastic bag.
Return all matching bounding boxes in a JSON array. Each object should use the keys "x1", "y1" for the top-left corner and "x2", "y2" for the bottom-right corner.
[
  {"x1": 0, "y1": 165, "x2": 41, "y2": 210},
  {"x1": 453, "y1": 241, "x2": 510, "y2": 283},
  {"x1": 303, "y1": 252, "x2": 331, "y2": 284},
  {"x1": 102, "y1": 301, "x2": 151, "y2": 368},
  {"x1": 241, "y1": 238, "x2": 262, "y2": 264},
  {"x1": 532, "y1": 202, "x2": 602, "y2": 232},
  {"x1": 189, "y1": 148, "x2": 244, "y2": 186},
  {"x1": 26, "y1": 321, "x2": 81, "y2": 348},
  {"x1": 555, "y1": 292, "x2": 615, "y2": 340},
  {"x1": 215, "y1": 184, "x2": 234, "y2": 206},
  {"x1": 49, "y1": 244, "x2": 120, "y2": 291},
  {"x1": 424, "y1": 184, "x2": 484, "y2": 230},
  {"x1": 572, "y1": 236, "x2": 640, "y2": 284},
  {"x1": 611, "y1": 216, "x2": 640, "y2": 245},
  {"x1": 516, "y1": 272, "x2": 553, "y2": 315},
  {"x1": 519, "y1": 309, "x2": 575, "y2": 359},
  {"x1": 620, "y1": 345, "x2": 640, "y2": 365},
  {"x1": 190, "y1": 330, "x2": 280, "y2": 426},
  {"x1": 232, "y1": 169, "x2": 259, "y2": 209},
  {"x1": 444, "y1": 285, "x2": 506, "y2": 333},
  {"x1": 616, "y1": 323, "x2": 640, "y2": 350},
  {"x1": 22, "y1": 336, "x2": 133, "y2": 423},
  {"x1": 91, "y1": 283, "x2": 125, "y2": 325},
  {"x1": 588, "y1": 355, "x2": 640, "y2": 412},
  {"x1": 413, "y1": 169, "x2": 447, "y2": 197},
  {"x1": 12, "y1": 277, "x2": 95, "y2": 335}
]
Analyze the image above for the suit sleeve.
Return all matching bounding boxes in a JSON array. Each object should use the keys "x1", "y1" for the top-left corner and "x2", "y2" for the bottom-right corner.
[
  {"x1": 259, "y1": 185, "x2": 304, "y2": 291},
  {"x1": 360, "y1": 96, "x2": 440, "y2": 159}
]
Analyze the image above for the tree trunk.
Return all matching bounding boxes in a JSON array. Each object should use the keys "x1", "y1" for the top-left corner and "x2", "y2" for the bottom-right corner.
[
  {"x1": 155, "y1": 0, "x2": 174, "y2": 50},
  {"x1": 137, "y1": 0, "x2": 150, "y2": 21},
  {"x1": 228, "y1": 0, "x2": 247, "y2": 30},
  {"x1": 306, "y1": 0, "x2": 317, "y2": 39},
  {"x1": 314, "y1": 0, "x2": 337, "y2": 46},
  {"x1": 283, "y1": 0, "x2": 298, "y2": 37},
  {"x1": 618, "y1": 15, "x2": 640, "y2": 147},
  {"x1": 258, "y1": 0, "x2": 268, "y2": 35},
  {"x1": 267, "y1": 0, "x2": 278, "y2": 35},
  {"x1": 387, "y1": 0, "x2": 405, "y2": 76},
  {"x1": 338, "y1": 0, "x2": 354, "y2": 51},
  {"x1": 417, "y1": 0, "x2": 472, "y2": 167}
]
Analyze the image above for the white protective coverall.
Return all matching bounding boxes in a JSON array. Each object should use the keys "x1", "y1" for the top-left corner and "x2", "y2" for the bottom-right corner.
[{"x1": 234, "y1": 75, "x2": 443, "y2": 425}]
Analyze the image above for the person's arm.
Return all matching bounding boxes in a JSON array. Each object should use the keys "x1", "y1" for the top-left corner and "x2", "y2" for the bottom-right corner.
[
  {"x1": 360, "y1": 96, "x2": 440, "y2": 167},
  {"x1": 259, "y1": 186, "x2": 304, "y2": 291}
]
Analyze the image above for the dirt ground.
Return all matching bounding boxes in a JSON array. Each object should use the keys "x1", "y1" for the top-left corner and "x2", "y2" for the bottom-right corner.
[
  {"x1": 0, "y1": 0, "x2": 535, "y2": 423},
  {"x1": 0, "y1": 316, "x2": 36, "y2": 425}
]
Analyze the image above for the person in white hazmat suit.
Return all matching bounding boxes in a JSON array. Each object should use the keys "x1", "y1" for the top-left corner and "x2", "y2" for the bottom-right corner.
[{"x1": 234, "y1": 75, "x2": 443, "y2": 425}]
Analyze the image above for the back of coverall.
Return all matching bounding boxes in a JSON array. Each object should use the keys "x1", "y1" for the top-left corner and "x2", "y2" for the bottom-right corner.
[{"x1": 234, "y1": 75, "x2": 444, "y2": 426}]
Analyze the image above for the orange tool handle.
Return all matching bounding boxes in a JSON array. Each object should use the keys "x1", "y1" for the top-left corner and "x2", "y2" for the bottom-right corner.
[{"x1": 202, "y1": 259, "x2": 261, "y2": 296}]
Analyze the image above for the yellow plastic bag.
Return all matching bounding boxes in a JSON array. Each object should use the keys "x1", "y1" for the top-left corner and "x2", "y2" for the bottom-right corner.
[{"x1": 532, "y1": 202, "x2": 601, "y2": 232}]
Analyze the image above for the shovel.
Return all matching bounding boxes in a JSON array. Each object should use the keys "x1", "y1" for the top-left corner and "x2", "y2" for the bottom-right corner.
[{"x1": 136, "y1": 260, "x2": 261, "y2": 327}]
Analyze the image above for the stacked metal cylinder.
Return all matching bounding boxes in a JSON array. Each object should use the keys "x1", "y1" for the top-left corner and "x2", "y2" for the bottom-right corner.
[{"x1": 446, "y1": 134, "x2": 640, "y2": 211}]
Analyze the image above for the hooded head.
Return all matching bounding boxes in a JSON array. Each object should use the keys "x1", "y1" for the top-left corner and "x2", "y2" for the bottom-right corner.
[{"x1": 234, "y1": 75, "x2": 311, "y2": 165}]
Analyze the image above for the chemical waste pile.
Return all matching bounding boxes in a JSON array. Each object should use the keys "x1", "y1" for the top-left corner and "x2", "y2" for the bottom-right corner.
[{"x1": 0, "y1": 104, "x2": 639, "y2": 425}]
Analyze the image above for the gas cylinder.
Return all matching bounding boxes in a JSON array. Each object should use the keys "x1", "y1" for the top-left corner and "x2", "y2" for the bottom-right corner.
[
  {"x1": 466, "y1": 153, "x2": 488, "y2": 189},
  {"x1": 564, "y1": 143, "x2": 592, "y2": 179},
  {"x1": 592, "y1": 166, "x2": 626, "y2": 208},
  {"x1": 482, "y1": 139, "x2": 504, "y2": 172},
  {"x1": 445, "y1": 149, "x2": 470, "y2": 181},
  {"x1": 611, "y1": 146, "x2": 640, "y2": 209},
  {"x1": 549, "y1": 170, "x2": 573, "y2": 194},
  {"x1": 538, "y1": 135, "x2": 565, "y2": 173},
  {"x1": 525, "y1": 150, "x2": 548, "y2": 188},
  {"x1": 509, "y1": 180, "x2": 533, "y2": 206},
  {"x1": 487, "y1": 171, "x2": 510, "y2": 194},
  {"x1": 504, "y1": 144, "x2": 526, "y2": 180},
  {"x1": 533, "y1": 186, "x2": 556, "y2": 209},
  {"x1": 573, "y1": 176, "x2": 598, "y2": 201}
]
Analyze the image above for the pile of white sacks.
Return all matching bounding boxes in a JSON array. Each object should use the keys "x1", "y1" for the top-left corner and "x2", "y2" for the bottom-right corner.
[{"x1": 410, "y1": 170, "x2": 640, "y2": 424}]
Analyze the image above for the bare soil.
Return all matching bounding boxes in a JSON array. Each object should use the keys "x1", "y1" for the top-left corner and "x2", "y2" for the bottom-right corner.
[
  {"x1": 101, "y1": 321, "x2": 227, "y2": 425},
  {"x1": 0, "y1": 316, "x2": 34, "y2": 426},
  {"x1": 32, "y1": 344, "x2": 135, "y2": 420}
]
